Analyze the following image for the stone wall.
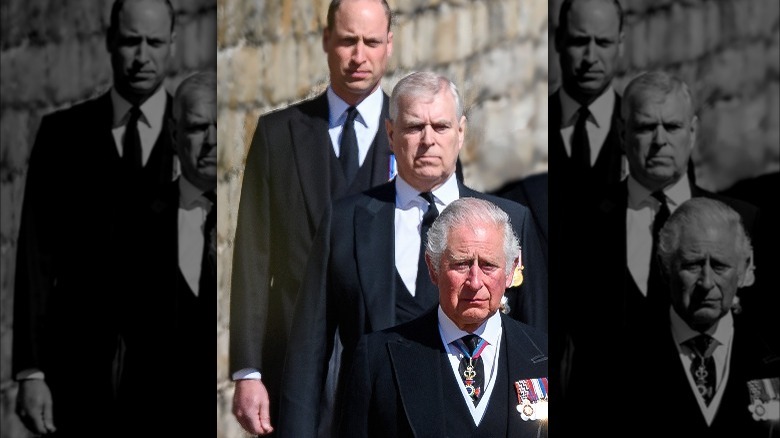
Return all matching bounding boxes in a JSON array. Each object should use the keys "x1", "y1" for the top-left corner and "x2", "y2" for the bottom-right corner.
[
  {"x1": 215, "y1": 0, "x2": 549, "y2": 436},
  {"x1": 0, "y1": 1, "x2": 216, "y2": 437}
]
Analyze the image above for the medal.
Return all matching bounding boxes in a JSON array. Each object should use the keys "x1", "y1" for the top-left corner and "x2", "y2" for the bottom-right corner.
[{"x1": 514, "y1": 377, "x2": 548, "y2": 421}]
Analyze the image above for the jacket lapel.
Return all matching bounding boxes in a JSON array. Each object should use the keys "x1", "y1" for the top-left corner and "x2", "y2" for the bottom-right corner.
[
  {"x1": 358, "y1": 182, "x2": 398, "y2": 332},
  {"x1": 367, "y1": 93, "x2": 393, "y2": 186},
  {"x1": 387, "y1": 311, "x2": 446, "y2": 437},
  {"x1": 290, "y1": 93, "x2": 333, "y2": 226}
]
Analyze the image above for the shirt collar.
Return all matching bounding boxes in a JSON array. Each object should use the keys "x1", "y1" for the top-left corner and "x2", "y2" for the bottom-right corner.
[
  {"x1": 670, "y1": 305, "x2": 734, "y2": 349},
  {"x1": 178, "y1": 176, "x2": 210, "y2": 210},
  {"x1": 394, "y1": 173, "x2": 460, "y2": 209},
  {"x1": 627, "y1": 174, "x2": 691, "y2": 210},
  {"x1": 559, "y1": 85, "x2": 615, "y2": 129},
  {"x1": 111, "y1": 85, "x2": 167, "y2": 130},
  {"x1": 327, "y1": 85, "x2": 384, "y2": 132},
  {"x1": 438, "y1": 305, "x2": 503, "y2": 348}
]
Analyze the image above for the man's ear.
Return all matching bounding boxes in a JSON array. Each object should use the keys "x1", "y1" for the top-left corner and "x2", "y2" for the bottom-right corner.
[
  {"x1": 322, "y1": 28, "x2": 330, "y2": 53},
  {"x1": 385, "y1": 119, "x2": 395, "y2": 153},
  {"x1": 739, "y1": 251, "x2": 755, "y2": 288},
  {"x1": 506, "y1": 256, "x2": 520, "y2": 288}
]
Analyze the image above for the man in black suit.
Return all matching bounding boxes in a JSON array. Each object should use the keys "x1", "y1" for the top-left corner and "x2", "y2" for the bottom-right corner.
[
  {"x1": 13, "y1": 0, "x2": 177, "y2": 435},
  {"x1": 551, "y1": 0, "x2": 626, "y2": 188},
  {"x1": 632, "y1": 197, "x2": 779, "y2": 437},
  {"x1": 560, "y1": 71, "x2": 760, "y2": 434},
  {"x1": 278, "y1": 71, "x2": 548, "y2": 437},
  {"x1": 229, "y1": 0, "x2": 396, "y2": 434},
  {"x1": 113, "y1": 71, "x2": 216, "y2": 437},
  {"x1": 338, "y1": 197, "x2": 549, "y2": 438}
]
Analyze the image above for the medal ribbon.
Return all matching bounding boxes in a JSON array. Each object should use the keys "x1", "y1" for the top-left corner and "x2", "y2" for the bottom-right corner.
[{"x1": 454, "y1": 336, "x2": 488, "y2": 360}]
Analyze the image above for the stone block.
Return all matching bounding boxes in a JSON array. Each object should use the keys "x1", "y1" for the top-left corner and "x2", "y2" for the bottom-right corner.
[
  {"x1": 433, "y1": 3, "x2": 459, "y2": 65},
  {"x1": 393, "y1": 16, "x2": 417, "y2": 70},
  {"x1": 217, "y1": 108, "x2": 249, "y2": 176},
  {"x1": 414, "y1": 11, "x2": 437, "y2": 67},
  {"x1": 646, "y1": 9, "x2": 669, "y2": 67},
  {"x1": 1, "y1": 46, "x2": 49, "y2": 106},
  {"x1": 453, "y1": 5, "x2": 473, "y2": 61},
  {"x1": 47, "y1": 40, "x2": 81, "y2": 105},
  {"x1": 470, "y1": 1, "x2": 489, "y2": 53},
  {"x1": 627, "y1": 17, "x2": 648, "y2": 71},
  {"x1": 232, "y1": 44, "x2": 264, "y2": 106},
  {"x1": 0, "y1": 110, "x2": 30, "y2": 175},
  {"x1": 266, "y1": 39, "x2": 299, "y2": 105},
  {"x1": 217, "y1": 0, "x2": 242, "y2": 48}
]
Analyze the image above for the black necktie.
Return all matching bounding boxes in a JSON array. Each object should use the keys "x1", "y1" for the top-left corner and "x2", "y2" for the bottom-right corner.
[
  {"x1": 458, "y1": 334, "x2": 486, "y2": 406},
  {"x1": 200, "y1": 191, "x2": 217, "y2": 304},
  {"x1": 339, "y1": 106, "x2": 360, "y2": 186},
  {"x1": 647, "y1": 191, "x2": 671, "y2": 306},
  {"x1": 571, "y1": 106, "x2": 591, "y2": 172},
  {"x1": 686, "y1": 334, "x2": 716, "y2": 405},
  {"x1": 123, "y1": 106, "x2": 143, "y2": 172},
  {"x1": 415, "y1": 192, "x2": 439, "y2": 308}
]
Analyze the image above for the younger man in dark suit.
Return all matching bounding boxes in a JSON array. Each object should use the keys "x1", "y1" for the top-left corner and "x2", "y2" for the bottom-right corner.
[
  {"x1": 278, "y1": 71, "x2": 547, "y2": 437},
  {"x1": 338, "y1": 197, "x2": 548, "y2": 438},
  {"x1": 13, "y1": 1, "x2": 177, "y2": 435},
  {"x1": 229, "y1": 0, "x2": 396, "y2": 434}
]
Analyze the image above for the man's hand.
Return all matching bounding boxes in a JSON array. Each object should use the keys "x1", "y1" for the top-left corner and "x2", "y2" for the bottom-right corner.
[
  {"x1": 232, "y1": 379, "x2": 274, "y2": 435},
  {"x1": 16, "y1": 379, "x2": 56, "y2": 435}
]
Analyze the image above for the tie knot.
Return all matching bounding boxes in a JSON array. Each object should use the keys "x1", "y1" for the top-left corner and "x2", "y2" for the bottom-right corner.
[
  {"x1": 651, "y1": 191, "x2": 667, "y2": 205},
  {"x1": 419, "y1": 191, "x2": 435, "y2": 206},
  {"x1": 128, "y1": 106, "x2": 142, "y2": 121},
  {"x1": 578, "y1": 106, "x2": 590, "y2": 120},
  {"x1": 345, "y1": 106, "x2": 359, "y2": 124},
  {"x1": 688, "y1": 334, "x2": 714, "y2": 357},
  {"x1": 462, "y1": 334, "x2": 481, "y2": 351}
]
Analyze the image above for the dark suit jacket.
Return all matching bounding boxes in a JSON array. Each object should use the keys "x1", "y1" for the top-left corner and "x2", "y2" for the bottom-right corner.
[
  {"x1": 229, "y1": 91, "x2": 393, "y2": 418},
  {"x1": 629, "y1": 314, "x2": 780, "y2": 438},
  {"x1": 113, "y1": 179, "x2": 214, "y2": 437},
  {"x1": 12, "y1": 91, "x2": 175, "y2": 433},
  {"x1": 560, "y1": 179, "x2": 760, "y2": 435},
  {"x1": 492, "y1": 172, "x2": 549, "y2": 265},
  {"x1": 337, "y1": 310, "x2": 548, "y2": 438},
  {"x1": 277, "y1": 180, "x2": 548, "y2": 436}
]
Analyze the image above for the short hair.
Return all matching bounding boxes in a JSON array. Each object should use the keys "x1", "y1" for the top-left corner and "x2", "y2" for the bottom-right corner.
[
  {"x1": 426, "y1": 197, "x2": 520, "y2": 276},
  {"x1": 657, "y1": 197, "x2": 752, "y2": 275},
  {"x1": 556, "y1": 0, "x2": 624, "y2": 40},
  {"x1": 389, "y1": 71, "x2": 463, "y2": 121},
  {"x1": 173, "y1": 71, "x2": 216, "y2": 120},
  {"x1": 327, "y1": 0, "x2": 393, "y2": 33},
  {"x1": 109, "y1": 0, "x2": 176, "y2": 35},
  {"x1": 621, "y1": 71, "x2": 695, "y2": 120}
]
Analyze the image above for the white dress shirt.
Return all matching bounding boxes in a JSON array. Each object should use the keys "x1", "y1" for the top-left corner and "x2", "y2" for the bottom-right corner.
[
  {"x1": 394, "y1": 174, "x2": 459, "y2": 295},
  {"x1": 670, "y1": 308, "x2": 734, "y2": 425},
  {"x1": 438, "y1": 306, "x2": 503, "y2": 426},
  {"x1": 111, "y1": 86, "x2": 167, "y2": 166},
  {"x1": 559, "y1": 86, "x2": 616, "y2": 166},
  {"x1": 327, "y1": 85, "x2": 384, "y2": 166},
  {"x1": 626, "y1": 175, "x2": 691, "y2": 295},
  {"x1": 178, "y1": 177, "x2": 213, "y2": 297}
]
